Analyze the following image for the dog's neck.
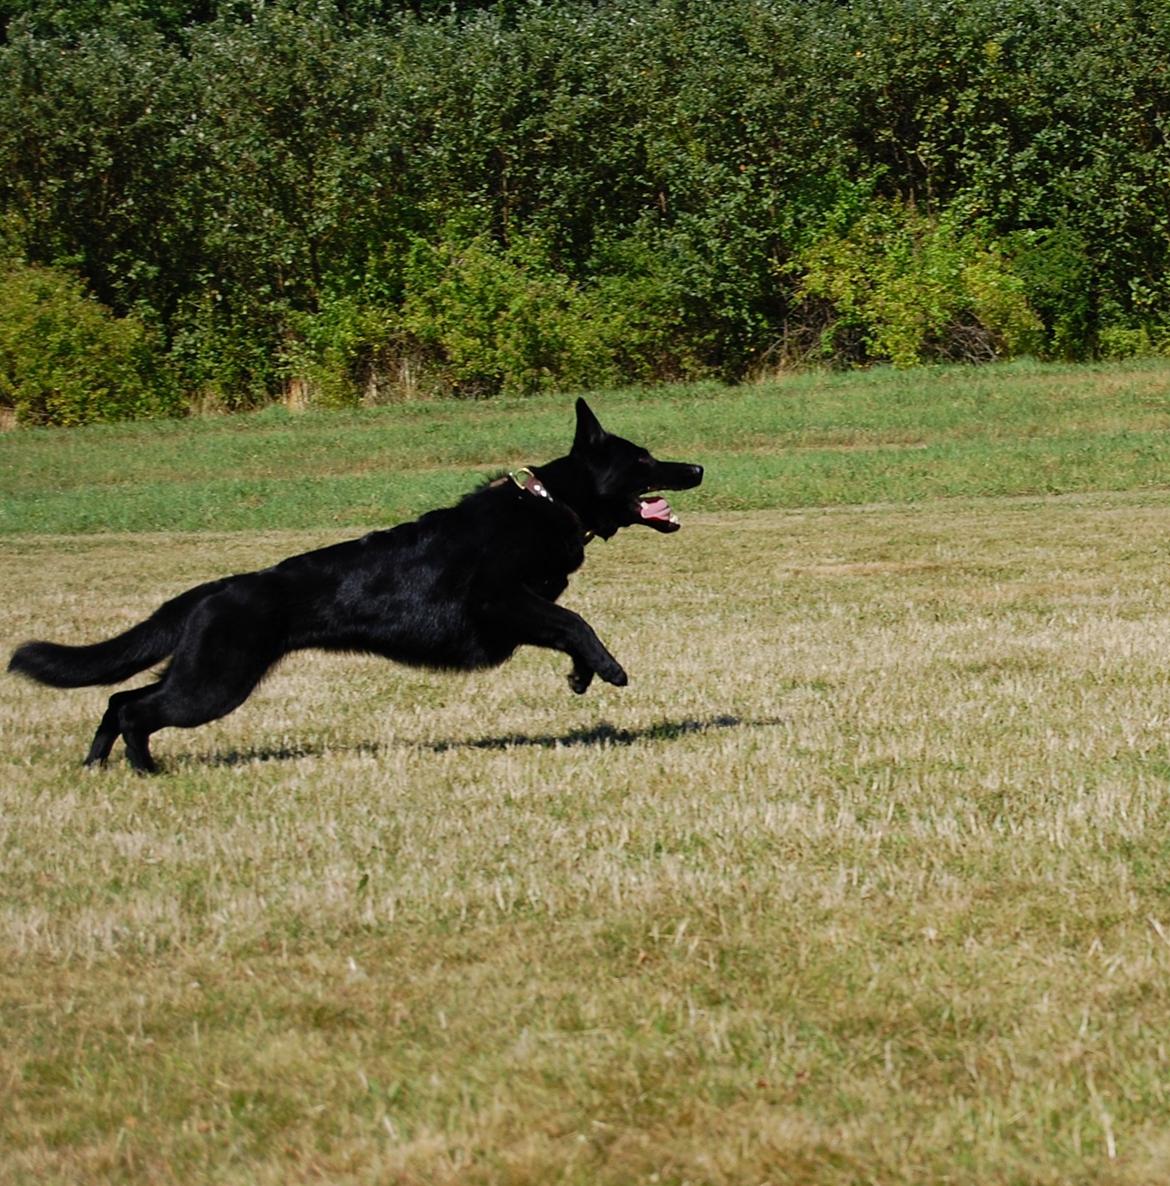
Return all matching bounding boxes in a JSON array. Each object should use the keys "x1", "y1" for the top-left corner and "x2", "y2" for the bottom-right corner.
[{"x1": 508, "y1": 466, "x2": 596, "y2": 544}]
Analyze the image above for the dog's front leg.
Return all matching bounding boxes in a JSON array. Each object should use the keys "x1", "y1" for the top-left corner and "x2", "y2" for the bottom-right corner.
[
  {"x1": 567, "y1": 657, "x2": 596, "y2": 696},
  {"x1": 481, "y1": 590, "x2": 628, "y2": 693}
]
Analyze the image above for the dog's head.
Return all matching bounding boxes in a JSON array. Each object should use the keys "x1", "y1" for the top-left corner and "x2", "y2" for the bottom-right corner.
[{"x1": 564, "y1": 398, "x2": 703, "y2": 540}]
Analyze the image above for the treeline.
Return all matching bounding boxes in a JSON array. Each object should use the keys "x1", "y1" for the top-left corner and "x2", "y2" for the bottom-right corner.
[{"x1": 2, "y1": 0, "x2": 1169, "y2": 423}]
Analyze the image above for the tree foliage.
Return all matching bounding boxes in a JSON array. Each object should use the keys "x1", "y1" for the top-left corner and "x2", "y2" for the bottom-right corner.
[{"x1": 2, "y1": 0, "x2": 1169, "y2": 420}]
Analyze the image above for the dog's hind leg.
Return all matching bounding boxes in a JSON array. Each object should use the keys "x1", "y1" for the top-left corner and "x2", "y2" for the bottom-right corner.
[
  {"x1": 115, "y1": 595, "x2": 285, "y2": 772},
  {"x1": 115, "y1": 655, "x2": 277, "y2": 772},
  {"x1": 84, "y1": 686, "x2": 152, "y2": 767}
]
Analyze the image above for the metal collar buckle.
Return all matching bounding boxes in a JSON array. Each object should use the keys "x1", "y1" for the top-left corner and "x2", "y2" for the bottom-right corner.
[{"x1": 508, "y1": 467, "x2": 551, "y2": 500}]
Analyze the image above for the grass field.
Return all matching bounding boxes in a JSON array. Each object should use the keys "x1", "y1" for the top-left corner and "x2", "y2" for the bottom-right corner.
[
  {"x1": 5, "y1": 361, "x2": 1170, "y2": 1184},
  {"x1": 6, "y1": 357, "x2": 1170, "y2": 533}
]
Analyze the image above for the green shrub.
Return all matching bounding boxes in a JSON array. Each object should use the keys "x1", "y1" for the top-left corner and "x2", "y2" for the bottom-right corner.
[
  {"x1": 589, "y1": 230, "x2": 711, "y2": 384},
  {"x1": 1004, "y1": 228, "x2": 1097, "y2": 360},
  {"x1": 961, "y1": 250, "x2": 1047, "y2": 360},
  {"x1": 0, "y1": 263, "x2": 180, "y2": 425},
  {"x1": 167, "y1": 295, "x2": 282, "y2": 413},
  {"x1": 283, "y1": 294, "x2": 399, "y2": 408},
  {"x1": 794, "y1": 201, "x2": 1043, "y2": 367},
  {"x1": 288, "y1": 228, "x2": 715, "y2": 404},
  {"x1": 1097, "y1": 325, "x2": 1162, "y2": 360},
  {"x1": 3, "y1": 0, "x2": 1169, "y2": 397},
  {"x1": 400, "y1": 231, "x2": 618, "y2": 397}
]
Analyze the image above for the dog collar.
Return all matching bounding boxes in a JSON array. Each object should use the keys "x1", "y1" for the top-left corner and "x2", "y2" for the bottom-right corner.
[
  {"x1": 508, "y1": 467, "x2": 551, "y2": 500},
  {"x1": 507, "y1": 468, "x2": 595, "y2": 543}
]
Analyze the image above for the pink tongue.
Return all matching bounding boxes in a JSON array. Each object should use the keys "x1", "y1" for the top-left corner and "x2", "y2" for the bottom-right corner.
[{"x1": 640, "y1": 497, "x2": 672, "y2": 521}]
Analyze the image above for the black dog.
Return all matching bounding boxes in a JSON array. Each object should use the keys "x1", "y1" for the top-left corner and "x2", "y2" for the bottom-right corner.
[{"x1": 9, "y1": 399, "x2": 703, "y2": 772}]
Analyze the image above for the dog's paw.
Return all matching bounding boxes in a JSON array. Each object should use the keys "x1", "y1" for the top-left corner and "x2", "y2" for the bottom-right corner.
[
  {"x1": 568, "y1": 666, "x2": 594, "y2": 695},
  {"x1": 601, "y1": 661, "x2": 628, "y2": 688}
]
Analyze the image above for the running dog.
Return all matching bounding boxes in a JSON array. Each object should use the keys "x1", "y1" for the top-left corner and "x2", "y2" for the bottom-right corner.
[{"x1": 9, "y1": 399, "x2": 703, "y2": 771}]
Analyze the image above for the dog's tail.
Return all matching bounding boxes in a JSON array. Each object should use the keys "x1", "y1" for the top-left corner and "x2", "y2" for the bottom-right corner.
[{"x1": 8, "y1": 578, "x2": 228, "y2": 688}]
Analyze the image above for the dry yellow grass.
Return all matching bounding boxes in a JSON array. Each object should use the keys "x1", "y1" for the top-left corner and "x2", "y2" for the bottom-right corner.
[{"x1": 4, "y1": 494, "x2": 1170, "y2": 1184}]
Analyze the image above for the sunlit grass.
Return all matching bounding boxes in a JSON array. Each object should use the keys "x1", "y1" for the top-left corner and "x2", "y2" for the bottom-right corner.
[
  {"x1": 5, "y1": 491, "x2": 1170, "y2": 1183},
  {"x1": 4, "y1": 358, "x2": 1170, "y2": 533}
]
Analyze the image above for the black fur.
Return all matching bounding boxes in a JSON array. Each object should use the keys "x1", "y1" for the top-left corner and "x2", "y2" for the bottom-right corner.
[{"x1": 9, "y1": 399, "x2": 703, "y2": 772}]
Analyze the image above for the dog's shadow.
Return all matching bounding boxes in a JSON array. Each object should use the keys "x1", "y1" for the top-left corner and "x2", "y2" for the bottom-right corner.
[
  {"x1": 202, "y1": 713, "x2": 768, "y2": 768},
  {"x1": 428, "y1": 713, "x2": 750, "y2": 753}
]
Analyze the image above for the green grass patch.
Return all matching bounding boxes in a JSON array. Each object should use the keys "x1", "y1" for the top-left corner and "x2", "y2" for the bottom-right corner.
[{"x1": 4, "y1": 358, "x2": 1170, "y2": 532}]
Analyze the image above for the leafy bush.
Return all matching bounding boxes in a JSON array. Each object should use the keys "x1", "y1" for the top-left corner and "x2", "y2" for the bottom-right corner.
[
  {"x1": 794, "y1": 200, "x2": 1043, "y2": 367},
  {"x1": 283, "y1": 292, "x2": 400, "y2": 407},
  {"x1": 168, "y1": 294, "x2": 288, "y2": 412},
  {"x1": 589, "y1": 228, "x2": 712, "y2": 384},
  {"x1": 400, "y1": 231, "x2": 619, "y2": 397},
  {"x1": 2, "y1": 0, "x2": 1170, "y2": 408},
  {"x1": 0, "y1": 263, "x2": 179, "y2": 425},
  {"x1": 1003, "y1": 228, "x2": 1098, "y2": 360}
]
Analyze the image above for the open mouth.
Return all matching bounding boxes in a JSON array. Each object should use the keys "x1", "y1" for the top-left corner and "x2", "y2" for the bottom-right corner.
[
  {"x1": 632, "y1": 463, "x2": 701, "y2": 533},
  {"x1": 638, "y1": 495, "x2": 681, "y2": 531}
]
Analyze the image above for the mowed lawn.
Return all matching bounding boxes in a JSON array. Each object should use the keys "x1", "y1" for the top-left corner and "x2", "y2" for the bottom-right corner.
[{"x1": 5, "y1": 363, "x2": 1170, "y2": 1184}]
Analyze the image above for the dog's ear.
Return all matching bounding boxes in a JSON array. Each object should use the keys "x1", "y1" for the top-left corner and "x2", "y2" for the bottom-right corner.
[{"x1": 573, "y1": 398, "x2": 606, "y2": 452}]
